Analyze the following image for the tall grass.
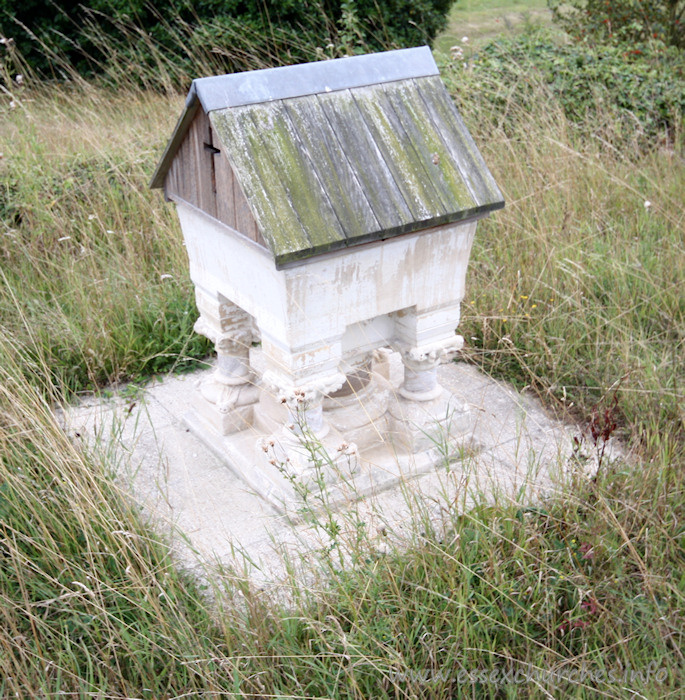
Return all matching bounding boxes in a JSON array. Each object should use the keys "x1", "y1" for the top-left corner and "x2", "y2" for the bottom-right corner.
[
  {"x1": 1, "y1": 87, "x2": 210, "y2": 395},
  {"x1": 0, "y1": 20, "x2": 683, "y2": 697},
  {"x1": 451, "y1": 74, "x2": 684, "y2": 456},
  {"x1": 1, "y1": 334, "x2": 682, "y2": 696},
  {"x1": 0, "y1": 338, "x2": 222, "y2": 695}
]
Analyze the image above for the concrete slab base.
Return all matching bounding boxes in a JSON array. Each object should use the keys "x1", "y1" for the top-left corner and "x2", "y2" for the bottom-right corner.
[
  {"x1": 183, "y1": 359, "x2": 477, "y2": 516},
  {"x1": 185, "y1": 408, "x2": 476, "y2": 516},
  {"x1": 57, "y1": 352, "x2": 600, "y2": 590}
]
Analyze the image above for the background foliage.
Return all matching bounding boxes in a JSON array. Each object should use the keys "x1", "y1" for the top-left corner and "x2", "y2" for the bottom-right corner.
[
  {"x1": 548, "y1": 0, "x2": 685, "y2": 49},
  {"x1": 445, "y1": 29, "x2": 685, "y2": 149},
  {"x1": 0, "y1": 0, "x2": 452, "y2": 85}
]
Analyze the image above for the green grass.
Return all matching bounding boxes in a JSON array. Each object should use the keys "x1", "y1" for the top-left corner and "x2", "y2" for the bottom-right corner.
[
  {"x1": 462, "y1": 126, "x2": 684, "y2": 448},
  {"x1": 0, "y1": 5, "x2": 683, "y2": 697},
  {"x1": 434, "y1": 0, "x2": 554, "y2": 54},
  {"x1": 0, "y1": 88, "x2": 211, "y2": 395}
]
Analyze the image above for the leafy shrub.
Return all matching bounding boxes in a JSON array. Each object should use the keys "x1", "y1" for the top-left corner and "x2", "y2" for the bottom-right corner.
[
  {"x1": 0, "y1": 0, "x2": 451, "y2": 87},
  {"x1": 442, "y1": 30, "x2": 685, "y2": 149},
  {"x1": 548, "y1": 0, "x2": 685, "y2": 49}
]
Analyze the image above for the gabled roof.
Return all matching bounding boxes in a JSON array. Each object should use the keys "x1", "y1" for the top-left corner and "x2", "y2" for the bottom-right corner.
[{"x1": 151, "y1": 47, "x2": 504, "y2": 267}]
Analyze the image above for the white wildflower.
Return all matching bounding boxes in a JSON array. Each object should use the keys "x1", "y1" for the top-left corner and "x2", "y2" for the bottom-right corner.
[{"x1": 450, "y1": 45, "x2": 464, "y2": 61}]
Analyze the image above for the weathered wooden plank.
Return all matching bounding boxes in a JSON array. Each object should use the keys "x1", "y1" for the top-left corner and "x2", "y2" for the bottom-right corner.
[
  {"x1": 316, "y1": 89, "x2": 413, "y2": 232},
  {"x1": 165, "y1": 152, "x2": 182, "y2": 200},
  {"x1": 382, "y1": 81, "x2": 476, "y2": 212},
  {"x1": 246, "y1": 100, "x2": 345, "y2": 254},
  {"x1": 415, "y1": 76, "x2": 504, "y2": 208},
  {"x1": 210, "y1": 108, "x2": 306, "y2": 262},
  {"x1": 284, "y1": 95, "x2": 381, "y2": 242},
  {"x1": 174, "y1": 135, "x2": 186, "y2": 202},
  {"x1": 192, "y1": 111, "x2": 217, "y2": 218},
  {"x1": 181, "y1": 132, "x2": 198, "y2": 207},
  {"x1": 187, "y1": 115, "x2": 202, "y2": 207},
  {"x1": 211, "y1": 115, "x2": 234, "y2": 230},
  {"x1": 214, "y1": 148, "x2": 235, "y2": 230},
  {"x1": 232, "y1": 171, "x2": 261, "y2": 244},
  {"x1": 351, "y1": 83, "x2": 447, "y2": 222}
]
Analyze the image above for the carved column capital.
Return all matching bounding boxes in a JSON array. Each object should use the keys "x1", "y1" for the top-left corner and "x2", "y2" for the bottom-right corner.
[
  {"x1": 262, "y1": 370, "x2": 346, "y2": 437},
  {"x1": 215, "y1": 329, "x2": 252, "y2": 357},
  {"x1": 262, "y1": 370, "x2": 346, "y2": 404},
  {"x1": 194, "y1": 317, "x2": 252, "y2": 356},
  {"x1": 392, "y1": 336, "x2": 464, "y2": 402},
  {"x1": 396, "y1": 335, "x2": 464, "y2": 373}
]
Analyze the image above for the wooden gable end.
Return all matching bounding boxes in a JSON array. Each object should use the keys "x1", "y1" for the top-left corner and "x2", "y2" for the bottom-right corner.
[{"x1": 164, "y1": 109, "x2": 266, "y2": 248}]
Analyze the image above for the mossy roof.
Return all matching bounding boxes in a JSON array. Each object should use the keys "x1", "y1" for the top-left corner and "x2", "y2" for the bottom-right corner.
[{"x1": 151, "y1": 47, "x2": 504, "y2": 268}]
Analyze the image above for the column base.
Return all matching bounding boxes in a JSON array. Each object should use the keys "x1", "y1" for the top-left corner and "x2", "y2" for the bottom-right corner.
[
  {"x1": 193, "y1": 373, "x2": 260, "y2": 435},
  {"x1": 386, "y1": 388, "x2": 471, "y2": 454}
]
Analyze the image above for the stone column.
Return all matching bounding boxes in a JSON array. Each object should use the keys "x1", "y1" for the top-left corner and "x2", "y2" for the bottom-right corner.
[
  {"x1": 387, "y1": 304, "x2": 471, "y2": 453},
  {"x1": 256, "y1": 329, "x2": 359, "y2": 482},
  {"x1": 192, "y1": 289, "x2": 259, "y2": 435},
  {"x1": 398, "y1": 346, "x2": 446, "y2": 402},
  {"x1": 274, "y1": 375, "x2": 344, "y2": 441}
]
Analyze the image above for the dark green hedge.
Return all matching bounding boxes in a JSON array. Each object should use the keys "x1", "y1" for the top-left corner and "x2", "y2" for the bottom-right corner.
[{"x1": 0, "y1": 0, "x2": 452, "y2": 84}]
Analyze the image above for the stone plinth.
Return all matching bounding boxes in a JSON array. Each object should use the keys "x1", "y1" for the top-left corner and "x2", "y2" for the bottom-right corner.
[{"x1": 179, "y1": 203, "x2": 478, "y2": 510}]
